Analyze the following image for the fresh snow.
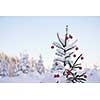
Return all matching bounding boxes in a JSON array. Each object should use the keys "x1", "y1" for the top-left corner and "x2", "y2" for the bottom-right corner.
[{"x1": 85, "y1": 68, "x2": 100, "y2": 83}]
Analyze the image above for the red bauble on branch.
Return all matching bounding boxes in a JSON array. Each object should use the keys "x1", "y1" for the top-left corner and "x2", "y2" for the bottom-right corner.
[
  {"x1": 54, "y1": 74, "x2": 56, "y2": 78},
  {"x1": 73, "y1": 54, "x2": 76, "y2": 57},
  {"x1": 79, "y1": 67, "x2": 82, "y2": 70},
  {"x1": 66, "y1": 70, "x2": 71, "y2": 75},
  {"x1": 51, "y1": 45, "x2": 54, "y2": 49},
  {"x1": 57, "y1": 74, "x2": 60, "y2": 78},
  {"x1": 54, "y1": 74, "x2": 60, "y2": 78},
  {"x1": 65, "y1": 34, "x2": 69, "y2": 40},
  {"x1": 81, "y1": 57, "x2": 84, "y2": 60},
  {"x1": 69, "y1": 34, "x2": 73, "y2": 39},
  {"x1": 75, "y1": 47, "x2": 79, "y2": 50},
  {"x1": 55, "y1": 62, "x2": 58, "y2": 66},
  {"x1": 84, "y1": 75, "x2": 87, "y2": 78}
]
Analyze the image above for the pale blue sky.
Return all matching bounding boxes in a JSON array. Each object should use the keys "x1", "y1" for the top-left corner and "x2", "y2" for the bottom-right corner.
[{"x1": 0, "y1": 16, "x2": 100, "y2": 68}]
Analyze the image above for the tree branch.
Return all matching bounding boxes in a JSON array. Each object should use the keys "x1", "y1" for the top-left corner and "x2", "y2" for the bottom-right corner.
[{"x1": 57, "y1": 33, "x2": 65, "y2": 47}]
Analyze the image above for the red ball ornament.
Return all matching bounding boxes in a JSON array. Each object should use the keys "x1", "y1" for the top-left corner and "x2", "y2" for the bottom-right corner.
[
  {"x1": 54, "y1": 74, "x2": 60, "y2": 78},
  {"x1": 69, "y1": 34, "x2": 73, "y2": 39},
  {"x1": 55, "y1": 62, "x2": 58, "y2": 66},
  {"x1": 51, "y1": 45, "x2": 54, "y2": 49},
  {"x1": 84, "y1": 75, "x2": 87, "y2": 78},
  {"x1": 75, "y1": 47, "x2": 79, "y2": 50},
  {"x1": 54, "y1": 74, "x2": 56, "y2": 78},
  {"x1": 79, "y1": 67, "x2": 82, "y2": 70},
  {"x1": 66, "y1": 70, "x2": 71, "y2": 75},
  {"x1": 73, "y1": 54, "x2": 76, "y2": 57},
  {"x1": 57, "y1": 74, "x2": 60, "y2": 78},
  {"x1": 81, "y1": 57, "x2": 84, "y2": 60},
  {"x1": 65, "y1": 36, "x2": 69, "y2": 40}
]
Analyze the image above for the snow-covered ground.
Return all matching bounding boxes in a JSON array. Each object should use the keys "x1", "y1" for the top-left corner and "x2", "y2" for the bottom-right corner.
[
  {"x1": 0, "y1": 68, "x2": 100, "y2": 83},
  {"x1": 85, "y1": 68, "x2": 100, "y2": 83}
]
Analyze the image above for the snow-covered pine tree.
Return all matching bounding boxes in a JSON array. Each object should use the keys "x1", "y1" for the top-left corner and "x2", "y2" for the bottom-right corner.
[
  {"x1": 0, "y1": 59, "x2": 9, "y2": 77},
  {"x1": 35, "y1": 55, "x2": 45, "y2": 74},
  {"x1": 30, "y1": 57, "x2": 36, "y2": 72},
  {"x1": 9, "y1": 57, "x2": 19, "y2": 77},
  {"x1": 51, "y1": 25, "x2": 87, "y2": 83},
  {"x1": 17, "y1": 53, "x2": 30, "y2": 74}
]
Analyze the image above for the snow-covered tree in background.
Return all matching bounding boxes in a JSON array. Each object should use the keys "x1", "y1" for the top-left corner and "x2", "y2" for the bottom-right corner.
[
  {"x1": 9, "y1": 57, "x2": 18, "y2": 77},
  {"x1": 0, "y1": 59, "x2": 9, "y2": 77},
  {"x1": 30, "y1": 57, "x2": 36, "y2": 72},
  {"x1": 51, "y1": 25, "x2": 87, "y2": 83},
  {"x1": 17, "y1": 53, "x2": 30, "y2": 74},
  {"x1": 35, "y1": 55, "x2": 45, "y2": 74}
]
